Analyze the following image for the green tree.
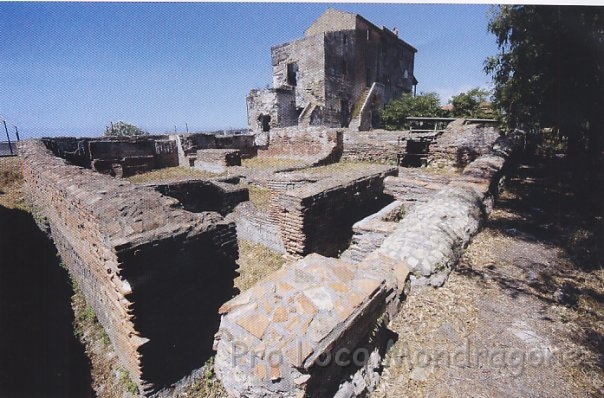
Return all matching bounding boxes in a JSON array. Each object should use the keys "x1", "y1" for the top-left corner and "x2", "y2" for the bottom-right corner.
[
  {"x1": 450, "y1": 88, "x2": 493, "y2": 118},
  {"x1": 485, "y1": 6, "x2": 604, "y2": 169},
  {"x1": 380, "y1": 92, "x2": 444, "y2": 130},
  {"x1": 104, "y1": 121, "x2": 149, "y2": 137}
]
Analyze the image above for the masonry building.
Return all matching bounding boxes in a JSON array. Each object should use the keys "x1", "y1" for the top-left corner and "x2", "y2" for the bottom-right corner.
[{"x1": 247, "y1": 8, "x2": 418, "y2": 133}]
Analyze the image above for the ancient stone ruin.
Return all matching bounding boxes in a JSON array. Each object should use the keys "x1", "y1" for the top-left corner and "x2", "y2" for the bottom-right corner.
[
  {"x1": 247, "y1": 8, "x2": 418, "y2": 133},
  {"x1": 16, "y1": 9, "x2": 524, "y2": 398},
  {"x1": 17, "y1": 116, "x2": 522, "y2": 397}
]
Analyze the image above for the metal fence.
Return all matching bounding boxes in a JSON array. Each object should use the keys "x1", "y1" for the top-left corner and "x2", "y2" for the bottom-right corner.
[{"x1": 1, "y1": 120, "x2": 19, "y2": 157}]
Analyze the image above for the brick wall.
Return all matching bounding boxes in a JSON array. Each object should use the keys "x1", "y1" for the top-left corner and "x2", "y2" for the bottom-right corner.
[
  {"x1": 19, "y1": 140, "x2": 238, "y2": 395},
  {"x1": 271, "y1": 166, "x2": 397, "y2": 258},
  {"x1": 342, "y1": 129, "x2": 406, "y2": 165}
]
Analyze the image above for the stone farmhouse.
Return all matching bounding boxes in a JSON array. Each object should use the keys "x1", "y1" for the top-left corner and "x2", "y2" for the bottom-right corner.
[{"x1": 247, "y1": 8, "x2": 418, "y2": 133}]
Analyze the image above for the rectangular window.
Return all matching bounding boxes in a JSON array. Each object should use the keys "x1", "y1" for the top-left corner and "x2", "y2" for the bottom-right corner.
[{"x1": 287, "y1": 63, "x2": 297, "y2": 86}]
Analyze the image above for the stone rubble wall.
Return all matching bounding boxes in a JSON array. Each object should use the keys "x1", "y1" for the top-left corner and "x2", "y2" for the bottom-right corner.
[
  {"x1": 179, "y1": 132, "x2": 257, "y2": 162},
  {"x1": 339, "y1": 200, "x2": 403, "y2": 264},
  {"x1": 427, "y1": 120, "x2": 500, "y2": 169},
  {"x1": 342, "y1": 130, "x2": 406, "y2": 165},
  {"x1": 18, "y1": 140, "x2": 239, "y2": 395},
  {"x1": 258, "y1": 127, "x2": 343, "y2": 167},
  {"x1": 378, "y1": 132, "x2": 523, "y2": 286},
  {"x1": 271, "y1": 166, "x2": 397, "y2": 258},
  {"x1": 383, "y1": 169, "x2": 452, "y2": 211},
  {"x1": 148, "y1": 179, "x2": 249, "y2": 217},
  {"x1": 42, "y1": 136, "x2": 180, "y2": 177},
  {"x1": 214, "y1": 252, "x2": 410, "y2": 398},
  {"x1": 194, "y1": 149, "x2": 242, "y2": 173}
]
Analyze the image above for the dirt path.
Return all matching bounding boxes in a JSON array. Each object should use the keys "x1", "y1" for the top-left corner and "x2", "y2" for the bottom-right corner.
[{"x1": 373, "y1": 157, "x2": 604, "y2": 397}]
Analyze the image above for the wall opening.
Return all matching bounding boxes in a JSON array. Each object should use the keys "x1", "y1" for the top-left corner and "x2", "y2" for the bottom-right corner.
[
  {"x1": 286, "y1": 63, "x2": 297, "y2": 86},
  {"x1": 258, "y1": 114, "x2": 271, "y2": 132}
]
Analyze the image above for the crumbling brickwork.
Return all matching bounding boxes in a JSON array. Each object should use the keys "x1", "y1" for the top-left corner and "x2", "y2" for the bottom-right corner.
[
  {"x1": 427, "y1": 120, "x2": 501, "y2": 169},
  {"x1": 271, "y1": 165, "x2": 397, "y2": 258},
  {"x1": 19, "y1": 140, "x2": 239, "y2": 395}
]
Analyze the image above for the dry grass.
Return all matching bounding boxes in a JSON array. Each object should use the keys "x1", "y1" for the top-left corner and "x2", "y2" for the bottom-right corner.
[
  {"x1": 234, "y1": 239, "x2": 286, "y2": 292},
  {"x1": 241, "y1": 156, "x2": 305, "y2": 170},
  {"x1": 0, "y1": 157, "x2": 26, "y2": 210},
  {"x1": 245, "y1": 184, "x2": 272, "y2": 210},
  {"x1": 126, "y1": 166, "x2": 222, "y2": 184},
  {"x1": 296, "y1": 160, "x2": 382, "y2": 178}
]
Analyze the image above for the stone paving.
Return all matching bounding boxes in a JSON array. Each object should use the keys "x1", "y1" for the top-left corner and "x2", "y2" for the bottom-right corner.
[{"x1": 214, "y1": 252, "x2": 409, "y2": 398}]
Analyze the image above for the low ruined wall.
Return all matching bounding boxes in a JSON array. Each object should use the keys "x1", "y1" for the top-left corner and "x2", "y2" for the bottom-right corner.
[
  {"x1": 225, "y1": 202, "x2": 286, "y2": 254},
  {"x1": 214, "y1": 252, "x2": 409, "y2": 398},
  {"x1": 342, "y1": 129, "x2": 406, "y2": 165},
  {"x1": 258, "y1": 127, "x2": 343, "y2": 166},
  {"x1": 42, "y1": 136, "x2": 179, "y2": 177},
  {"x1": 180, "y1": 132, "x2": 257, "y2": 159},
  {"x1": 378, "y1": 132, "x2": 523, "y2": 286},
  {"x1": 427, "y1": 120, "x2": 500, "y2": 169},
  {"x1": 194, "y1": 149, "x2": 241, "y2": 173},
  {"x1": 150, "y1": 179, "x2": 248, "y2": 216},
  {"x1": 213, "y1": 131, "x2": 523, "y2": 398},
  {"x1": 271, "y1": 166, "x2": 397, "y2": 258},
  {"x1": 19, "y1": 140, "x2": 238, "y2": 395},
  {"x1": 383, "y1": 169, "x2": 452, "y2": 211}
]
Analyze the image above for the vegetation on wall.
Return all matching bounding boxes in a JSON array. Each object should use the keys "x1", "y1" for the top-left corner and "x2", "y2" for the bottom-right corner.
[
  {"x1": 104, "y1": 121, "x2": 149, "y2": 137},
  {"x1": 449, "y1": 87, "x2": 495, "y2": 119},
  {"x1": 379, "y1": 92, "x2": 445, "y2": 130}
]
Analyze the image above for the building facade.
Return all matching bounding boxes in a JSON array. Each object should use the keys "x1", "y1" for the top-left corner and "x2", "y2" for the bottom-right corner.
[{"x1": 247, "y1": 8, "x2": 418, "y2": 132}]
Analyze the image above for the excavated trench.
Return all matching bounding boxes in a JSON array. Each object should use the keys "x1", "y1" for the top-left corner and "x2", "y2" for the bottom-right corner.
[{"x1": 0, "y1": 206, "x2": 93, "y2": 396}]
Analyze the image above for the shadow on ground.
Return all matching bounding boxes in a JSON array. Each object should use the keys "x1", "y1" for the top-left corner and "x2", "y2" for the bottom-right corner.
[
  {"x1": 457, "y1": 153, "x2": 604, "y2": 373},
  {"x1": 0, "y1": 205, "x2": 93, "y2": 397}
]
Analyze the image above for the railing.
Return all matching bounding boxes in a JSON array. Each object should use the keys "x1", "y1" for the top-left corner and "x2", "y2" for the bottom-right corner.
[{"x1": 1, "y1": 120, "x2": 20, "y2": 157}]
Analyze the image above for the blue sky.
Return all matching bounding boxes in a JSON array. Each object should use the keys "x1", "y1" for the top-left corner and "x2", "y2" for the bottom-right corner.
[{"x1": 0, "y1": 3, "x2": 499, "y2": 137}]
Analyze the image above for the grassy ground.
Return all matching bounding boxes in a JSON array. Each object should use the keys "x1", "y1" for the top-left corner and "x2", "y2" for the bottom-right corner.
[
  {"x1": 241, "y1": 156, "x2": 306, "y2": 170},
  {"x1": 234, "y1": 239, "x2": 286, "y2": 293},
  {"x1": 126, "y1": 166, "x2": 222, "y2": 183},
  {"x1": 0, "y1": 157, "x2": 26, "y2": 210},
  {"x1": 244, "y1": 184, "x2": 273, "y2": 210}
]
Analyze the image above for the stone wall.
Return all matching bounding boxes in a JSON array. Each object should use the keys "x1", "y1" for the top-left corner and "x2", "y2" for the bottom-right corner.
[
  {"x1": 427, "y1": 120, "x2": 501, "y2": 169},
  {"x1": 342, "y1": 129, "x2": 406, "y2": 165},
  {"x1": 180, "y1": 132, "x2": 257, "y2": 161},
  {"x1": 378, "y1": 132, "x2": 523, "y2": 286},
  {"x1": 271, "y1": 165, "x2": 397, "y2": 258},
  {"x1": 194, "y1": 149, "x2": 241, "y2": 173},
  {"x1": 19, "y1": 140, "x2": 239, "y2": 395},
  {"x1": 213, "y1": 131, "x2": 524, "y2": 398},
  {"x1": 149, "y1": 179, "x2": 249, "y2": 217},
  {"x1": 214, "y1": 252, "x2": 410, "y2": 398},
  {"x1": 41, "y1": 136, "x2": 179, "y2": 177},
  {"x1": 258, "y1": 127, "x2": 343, "y2": 166}
]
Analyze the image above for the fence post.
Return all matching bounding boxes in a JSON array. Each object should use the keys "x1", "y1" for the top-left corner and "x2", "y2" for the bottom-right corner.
[{"x1": 3, "y1": 120, "x2": 13, "y2": 155}]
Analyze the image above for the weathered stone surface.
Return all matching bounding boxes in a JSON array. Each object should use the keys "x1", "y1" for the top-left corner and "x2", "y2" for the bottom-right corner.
[
  {"x1": 377, "y1": 132, "x2": 523, "y2": 285},
  {"x1": 271, "y1": 164, "x2": 397, "y2": 258},
  {"x1": 19, "y1": 139, "x2": 239, "y2": 395},
  {"x1": 214, "y1": 253, "x2": 409, "y2": 398},
  {"x1": 427, "y1": 121, "x2": 500, "y2": 169}
]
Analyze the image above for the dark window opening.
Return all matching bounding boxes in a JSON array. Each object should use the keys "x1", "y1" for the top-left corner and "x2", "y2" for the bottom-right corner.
[
  {"x1": 287, "y1": 63, "x2": 297, "y2": 86},
  {"x1": 343, "y1": 35, "x2": 347, "y2": 45},
  {"x1": 342, "y1": 60, "x2": 348, "y2": 76},
  {"x1": 258, "y1": 114, "x2": 271, "y2": 132},
  {"x1": 366, "y1": 67, "x2": 371, "y2": 86}
]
